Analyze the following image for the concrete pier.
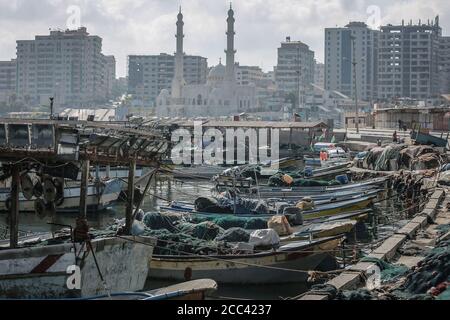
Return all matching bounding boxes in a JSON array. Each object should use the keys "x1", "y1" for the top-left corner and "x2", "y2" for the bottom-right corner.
[{"x1": 299, "y1": 188, "x2": 446, "y2": 300}]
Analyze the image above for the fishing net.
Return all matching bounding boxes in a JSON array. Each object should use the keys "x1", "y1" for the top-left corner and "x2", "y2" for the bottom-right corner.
[
  {"x1": 194, "y1": 196, "x2": 269, "y2": 215},
  {"x1": 215, "y1": 228, "x2": 251, "y2": 243},
  {"x1": 337, "y1": 288, "x2": 376, "y2": 300},
  {"x1": 360, "y1": 257, "x2": 409, "y2": 282},
  {"x1": 268, "y1": 173, "x2": 340, "y2": 187},
  {"x1": 177, "y1": 221, "x2": 224, "y2": 241},
  {"x1": 395, "y1": 240, "x2": 450, "y2": 297},
  {"x1": 141, "y1": 228, "x2": 232, "y2": 256},
  {"x1": 143, "y1": 212, "x2": 179, "y2": 232},
  {"x1": 191, "y1": 215, "x2": 268, "y2": 231}
]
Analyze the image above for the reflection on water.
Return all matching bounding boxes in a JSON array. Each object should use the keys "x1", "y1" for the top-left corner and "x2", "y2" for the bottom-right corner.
[{"x1": 0, "y1": 178, "x2": 212, "y2": 234}]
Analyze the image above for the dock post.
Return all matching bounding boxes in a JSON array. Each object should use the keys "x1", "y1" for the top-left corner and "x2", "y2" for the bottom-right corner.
[
  {"x1": 9, "y1": 165, "x2": 20, "y2": 249},
  {"x1": 79, "y1": 159, "x2": 90, "y2": 218},
  {"x1": 125, "y1": 159, "x2": 136, "y2": 235}
]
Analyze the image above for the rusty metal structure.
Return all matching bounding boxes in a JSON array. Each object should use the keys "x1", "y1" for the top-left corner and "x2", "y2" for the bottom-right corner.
[{"x1": 0, "y1": 118, "x2": 171, "y2": 248}]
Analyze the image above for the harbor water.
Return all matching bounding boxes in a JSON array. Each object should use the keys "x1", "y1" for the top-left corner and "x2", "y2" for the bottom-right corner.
[{"x1": 0, "y1": 176, "x2": 416, "y2": 300}]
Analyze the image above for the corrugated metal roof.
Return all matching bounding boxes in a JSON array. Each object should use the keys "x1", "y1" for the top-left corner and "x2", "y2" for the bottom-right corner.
[
  {"x1": 60, "y1": 108, "x2": 115, "y2": 121},
  {"x1": 175, "y1": 120, "x2": 328, "y2": 129}
]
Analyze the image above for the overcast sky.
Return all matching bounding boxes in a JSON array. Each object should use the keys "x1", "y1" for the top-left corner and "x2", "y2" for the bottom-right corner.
[{"x1": 1, "y1": 0, "x2": 449, "y2": 77}]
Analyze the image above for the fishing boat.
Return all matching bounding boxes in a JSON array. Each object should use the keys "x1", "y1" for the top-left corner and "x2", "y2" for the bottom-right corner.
[
  {"x1": 249, "y1": 189, "x2": 381, "y2": 202},
  {"x1": 0, "y1": 178, "x2": 123, "y2": 213},
  {"x1": 297, "y1": 195, "x2": 375, "y2": 220},
  {"x1": 162, "y1": 195, "x2": 376, "y2": 220},
  {"x1": 257, "y1": 177, "x2": 389, "y2": 196},
  {"x1": 0, "y1": 236, "x2": 156, "y2": 299},
  {"x1": 148, "y1": 236, "x2": 342, "y2": 284},
  {"x1": 281, "y1": 220, "x2": 357, "y2": 242}
]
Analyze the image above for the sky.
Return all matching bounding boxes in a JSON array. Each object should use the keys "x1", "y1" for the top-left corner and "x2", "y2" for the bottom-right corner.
[{"x1": 0, "y1": 0, "x2": 449, "y2": 77}]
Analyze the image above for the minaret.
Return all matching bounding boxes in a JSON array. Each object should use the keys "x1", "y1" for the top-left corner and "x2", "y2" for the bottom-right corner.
[
  {"x1": 171, "y1": 7, "x2": 185, "y2": 99},
  {"x1": 225, "y1": 3, "x2": 236, "y2": 83}
]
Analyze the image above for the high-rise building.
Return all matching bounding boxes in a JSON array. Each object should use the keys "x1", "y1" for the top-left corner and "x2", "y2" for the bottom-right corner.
[
  {"x1": 104, "y1": 55, "x2": 116, "y2": 99},
  {"x1": 0, "y1": 59, "x2": 16, "y2": 103},
  {"x1": 16, "y1": 27, "x2": 109, "y2": 108},
  {"x1": 439, "y1": 36, "x2": 450, "y2": 95},
  {"x1": 314, "y1": 61, "x2": 325, "y2": 88},
  {"x1": 275, "y1": 37, "x2": 315, "y2": 98},
  {"x1": 325, "y1": 22, "x2": 379, "y2": 102},
  {"x1": 377, "y1": 18, "x2": 441, "y2": 101},
  {"x1": 235, "y1": 64, "x2": 264, "y2": 86},
  {"x1": 127, "y1": 54, "x2": 208, "y2": 106}
]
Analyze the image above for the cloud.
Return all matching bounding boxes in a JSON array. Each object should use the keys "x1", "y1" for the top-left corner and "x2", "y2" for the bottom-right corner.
[{"x1": 0, "y1": 0, "x2": 449, "y2": 77}]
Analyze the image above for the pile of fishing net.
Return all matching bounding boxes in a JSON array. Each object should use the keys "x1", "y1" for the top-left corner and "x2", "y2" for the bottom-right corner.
[
  {"x1": 138, "y1": 212, "x2": 268, "y2": 255},
  {"x1": 142, "y1": 212, "x2": 180, "y2": 232},
  {"x1": 141, "y1": 228, "x2": 233, "y2": 255},
  {"x1": 177, "y1": 221, "x2": 224, "y2": 241},
  {"x1": 194, "y1": 196, "x2": 268, "y2": 215},
  {"x1": 267, "y1": 173, "x2": 340, "y2": 187},
  {"x1": 390, "y1": 239, "x2": 450, "y2": 300},
  {"x1": 215, "y1": 228, "x2": 251, "y2": 243},
  {"x1": 360, "y1": 257, "x2": 410, "y2": 283}
]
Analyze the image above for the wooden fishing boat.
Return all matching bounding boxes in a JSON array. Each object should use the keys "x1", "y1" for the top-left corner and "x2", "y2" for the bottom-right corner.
[
  {"x1": 281, "y1": 220, "x2": 357, "y2": 242},
  {"x1": 148, "y1": 236, "x2": 342, "y2": 284},
  {"x1": 161, "y1": 196, "x2": 376, "y2": 220},
  {"x1": 0, "y1": 178, "x2": 123, "y2": 213},
  {"x1": 257, "y1": 177, "x2": 389, "y2": 196},
  {"x1": 300, "y1": 196, "x2": 375, "y2": 220},
  {"x1": 0, "y1": 236, "x2": 156, "y2": 299},
  {"x1": 251, "y1": 189, "x2": 381, "y2": 202}
]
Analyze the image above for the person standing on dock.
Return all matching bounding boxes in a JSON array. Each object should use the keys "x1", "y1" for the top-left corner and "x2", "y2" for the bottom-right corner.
[{"x1": 393, "y1": 130, "x2": 398, "y2": 143}]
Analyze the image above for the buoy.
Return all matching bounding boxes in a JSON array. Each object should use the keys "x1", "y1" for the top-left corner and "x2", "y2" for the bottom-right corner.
[{"x1": 281, "y1": 174, "x2": 294, "y2": 186}]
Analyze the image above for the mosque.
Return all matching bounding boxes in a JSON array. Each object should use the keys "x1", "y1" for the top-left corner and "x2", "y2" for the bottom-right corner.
[{"x1": 156, "y1": 5, "x2": 258, "y2": 118}]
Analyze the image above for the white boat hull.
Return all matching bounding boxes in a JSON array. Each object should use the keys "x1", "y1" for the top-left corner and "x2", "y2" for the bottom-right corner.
[{"x1": 0, "y1": 236, "x2": 155, "y2": 299}]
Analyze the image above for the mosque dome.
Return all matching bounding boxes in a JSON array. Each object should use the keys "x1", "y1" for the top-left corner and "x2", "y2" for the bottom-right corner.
[
  {"x1": 207, "y1": 60, "x2": 227, "y2": 87},
  {"x1": 208, "y1": 62, "x2": 226, "y2": 80}
]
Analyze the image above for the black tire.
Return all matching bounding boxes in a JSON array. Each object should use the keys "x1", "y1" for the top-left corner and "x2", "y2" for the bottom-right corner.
[
  {"x1": 43, "y1": 178, "x2": 57, "y2": 202},
  {"x1": 33, "y1": 181, "x2": 43, "y2": 198}
]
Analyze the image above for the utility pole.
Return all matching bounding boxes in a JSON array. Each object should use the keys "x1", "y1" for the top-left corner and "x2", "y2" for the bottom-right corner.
[
  {"x1": 351, "y1": 36, "x2": 360, "y2": 134},
  {"x1": 297, "y1": 47, "x2": 301, "y2": 119},
  {"x1": 49, "y1": 97, "x2": 54, "y2": 120}
]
